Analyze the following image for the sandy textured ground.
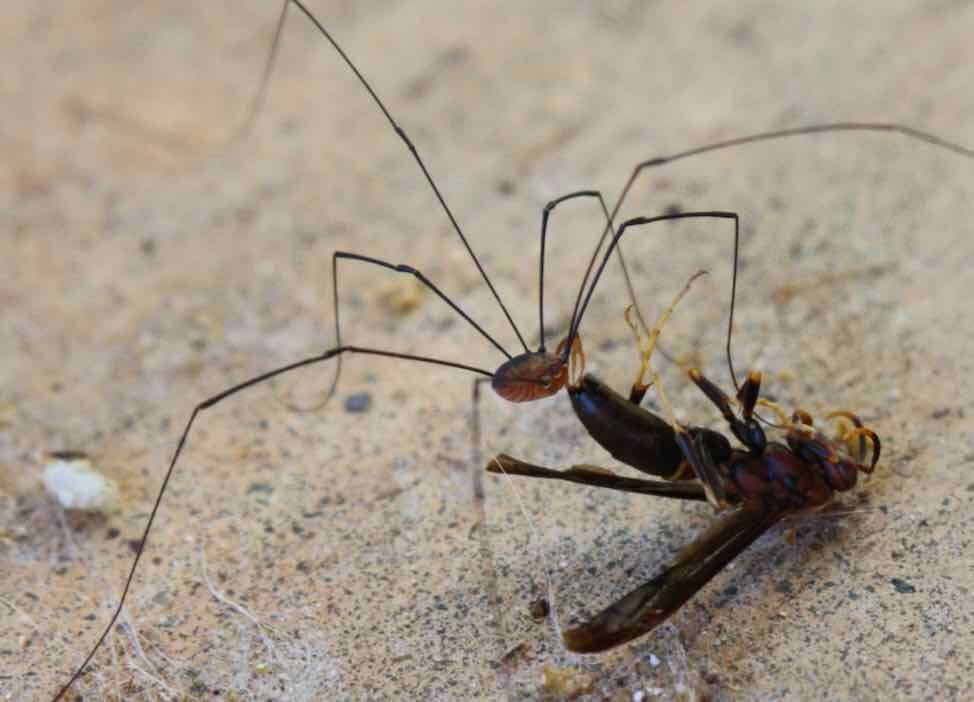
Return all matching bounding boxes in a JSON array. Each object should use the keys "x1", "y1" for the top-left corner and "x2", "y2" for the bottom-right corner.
[{"x1": 3, "y1": 1, "x2": 974, "y2": 700}]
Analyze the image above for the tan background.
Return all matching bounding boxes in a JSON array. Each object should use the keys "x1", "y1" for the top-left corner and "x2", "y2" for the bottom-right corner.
[{"x1": 3, "y1": 1, "x2": 974, "y2": 700}]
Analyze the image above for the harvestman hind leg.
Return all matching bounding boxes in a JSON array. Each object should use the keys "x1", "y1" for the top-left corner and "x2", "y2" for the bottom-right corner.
[
  {"x1": 50, "y1": 250, "x2": 513, "y2": 699},
  {"x1": 590, "y1": 124, "x2": 974, "y2": 385}
]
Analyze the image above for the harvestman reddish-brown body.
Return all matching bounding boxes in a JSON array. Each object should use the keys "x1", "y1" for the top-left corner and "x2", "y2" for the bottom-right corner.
[{"x1": 51, "y1": 1, "x2": 974, "y2": 698}]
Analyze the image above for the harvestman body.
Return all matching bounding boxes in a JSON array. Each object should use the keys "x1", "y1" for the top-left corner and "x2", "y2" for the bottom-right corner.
[{"x1": 52, "y1": 1, "x2": 974, "y2": 698}]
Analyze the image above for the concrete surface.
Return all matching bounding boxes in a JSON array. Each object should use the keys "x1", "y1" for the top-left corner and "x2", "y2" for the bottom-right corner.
[{"x1": 3, "y1": 1, "x2": 974, "y2": 700}]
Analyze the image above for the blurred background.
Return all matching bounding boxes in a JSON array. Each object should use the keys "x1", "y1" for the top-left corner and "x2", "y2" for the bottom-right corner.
[{"x1": 3, "y1": 1, "x2": 974, "y2": 699}]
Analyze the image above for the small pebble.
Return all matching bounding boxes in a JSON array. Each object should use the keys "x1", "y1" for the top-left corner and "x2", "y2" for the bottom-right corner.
[
  {"x1": 528, "y1": 597, "x2": 549, "y2": 621},
  {"x1": 43, "y1": 453, "x2": 117, "y2": 512},
  {"x1": 891, "y1": 577, "x2": 916, "y2": 594},
  {"x1": 345, "y1": 392, "x2": 372, "y2": 413}
]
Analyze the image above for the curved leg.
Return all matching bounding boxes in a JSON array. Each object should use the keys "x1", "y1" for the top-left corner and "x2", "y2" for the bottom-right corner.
[
  {"x1": 248, "y1": 3, "x2": 974, "y2": 400},
  {"x1": 566, "y1": 212, "x2": 739, "y2": 361},
  {"x1": 842, "y1": 427, "x2": 881, "y2": 471},
  {"x1": 824, "y1": 410, "x2": 870, "y2": 464},
  {"x1": 624, "y1": 270, "x2": 708, "y2": 405},
  {"x1": 824, "y1": 409, "x2": 881, "y2": 471},
  {"x1": 791, "y1": 408, "x2": 815, "y2": 427},
  {"x1": 52, "y1": 345, "x2": 491, "y2": 700},
  {"x1": 243, "y1": 1, "x2": 530, "y2": 353},
  {"x1": 279, "y1": 250, "x2": 515, "y2": 413},
  {"x1": 563, "y1": 124, "x2": 974, "y2": 394},
  {"x1": 537, "y1": 190, "x2": 616, "y2": 352},
  {"x1": 754, "y1": 398, "x2": 791, "y2": 425}
]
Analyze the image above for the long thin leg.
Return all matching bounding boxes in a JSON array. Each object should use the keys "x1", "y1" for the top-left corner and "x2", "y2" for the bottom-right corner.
[
  {"x1": 537, "y1": 190, "x2": 679, "y2": 365},
  {"x1": 242, "y1": 4, "x2": 974, "y2": 387},
  {"x1": 298, "y1": 251, "x2": 516, "y2": 412},
  {"x1": 538, "y1": 190, "x2": 615, "y2": 352},
  {"x1": 624, "y1": 270, "x2": 708, "y2": 405},
  {"x1": 242, "y1": 4, "x2": 974, "y2": 395},
  {"x1": 471, "y1": 376, "x2": 493, "y2": 501},
  {"x1": 566, "y1": 212, "x2": 740, "y2": 357},
  {"x1": 562, "y1": 500, "x2": 781, "y2": 653},
  {"x1": 486, "y1": 454, "x2": 706, "y2": 501},
  {"x1": 52, "y1": 346, "x2": 492, "y2": 701},
  {"x1": 593, "y1": 123, "x2": 974, "y2": 390},
  {"x1": 248, "y1": 0, "x2": 528, "y2": 353}
]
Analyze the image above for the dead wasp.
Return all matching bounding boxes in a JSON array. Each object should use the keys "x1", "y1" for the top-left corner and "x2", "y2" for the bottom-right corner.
[{"x1": 51, "y1": 1, "x2": 974, "y2": 698}]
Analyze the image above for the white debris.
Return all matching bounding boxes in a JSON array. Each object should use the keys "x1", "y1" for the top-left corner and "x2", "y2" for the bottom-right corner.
[{"x1": 43, "y1": 453, "x2": 118, "y2": 511}]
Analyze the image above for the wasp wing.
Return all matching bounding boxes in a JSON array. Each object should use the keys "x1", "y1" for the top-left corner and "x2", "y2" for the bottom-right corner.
[{"x1": 563, "y1": 499, "x2": 781, "y2": 653}]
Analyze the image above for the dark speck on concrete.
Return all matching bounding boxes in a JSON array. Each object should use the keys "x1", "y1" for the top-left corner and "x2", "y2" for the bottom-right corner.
[
  {"x1": 891, "y1": 577, "x2": 916, "y2": 594},
  {"x1": 247, "y1": 482, "x2": 274, "y2": 496},
  {"x1": 529, "y1": 598, "x2": 550, "y2": 621},
  {"x1": 189, "y1": 679, "x2": 208, "y2": 696},
  {"x1": 345, "y1": 391, "x2": 372, "y2": 413}
]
